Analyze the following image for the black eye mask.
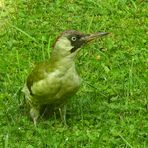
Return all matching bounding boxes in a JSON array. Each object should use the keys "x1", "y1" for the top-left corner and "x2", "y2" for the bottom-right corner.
[{"x1": 68, "y1": 35, "x2": 86, "y2": 53}]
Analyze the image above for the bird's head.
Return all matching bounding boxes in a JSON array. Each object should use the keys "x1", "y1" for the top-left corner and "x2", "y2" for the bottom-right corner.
[{"x1": 52, "y1": 30, "x2": 109, "y2": 60}]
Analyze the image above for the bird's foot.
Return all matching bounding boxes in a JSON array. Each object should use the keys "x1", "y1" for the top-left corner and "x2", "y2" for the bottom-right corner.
[
  {"x1": 30, "y1": 107, "x2": 40, "y2": 126},
  {"x1": 59, "y1": 105, "x2": 67, "y2": 126}
]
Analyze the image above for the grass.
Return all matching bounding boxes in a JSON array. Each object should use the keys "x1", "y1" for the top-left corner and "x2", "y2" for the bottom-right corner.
[{"x1": 0, "y1": 0, "x2": 148, "y2": 147}]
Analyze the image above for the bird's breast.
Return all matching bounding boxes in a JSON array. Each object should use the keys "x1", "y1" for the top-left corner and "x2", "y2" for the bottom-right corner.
[
  {"x1": 30, "y1": 67, "x2": 81, "y2": 105},
  {"x1": 55, "y1": 67, "x2": 81, "y2": 100}
]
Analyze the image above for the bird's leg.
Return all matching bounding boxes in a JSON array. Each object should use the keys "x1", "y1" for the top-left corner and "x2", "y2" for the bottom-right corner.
[
  {"x1": 59, "y1": 105, "x2": 67, "y2": 126},
  {"x1": 30, "y1": 107, "x2": 40, "y2": 126}
]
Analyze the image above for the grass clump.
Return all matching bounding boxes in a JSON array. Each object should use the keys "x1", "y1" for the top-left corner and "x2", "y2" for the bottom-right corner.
[{"x1": 0, "y1": 0, "x2": 147, "y2": 147}]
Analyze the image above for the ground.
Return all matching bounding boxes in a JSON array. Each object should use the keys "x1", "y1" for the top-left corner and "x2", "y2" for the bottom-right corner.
[{"x1": 0, "y1": 0, "x2": 147, "y2": 147}]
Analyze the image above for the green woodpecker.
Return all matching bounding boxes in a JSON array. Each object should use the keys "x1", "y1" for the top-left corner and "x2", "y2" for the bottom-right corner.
[{"x1": 22, "y1": 30, "x2": 109, "y2": 125}]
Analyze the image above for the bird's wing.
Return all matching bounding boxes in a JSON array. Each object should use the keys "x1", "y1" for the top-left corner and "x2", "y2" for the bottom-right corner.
[
  {"x1": 27, "y1": 62, "x2": 47, "y2": 95},
  {"x1": 26, "y1": 61, "x2": 61, "y2": 97}
]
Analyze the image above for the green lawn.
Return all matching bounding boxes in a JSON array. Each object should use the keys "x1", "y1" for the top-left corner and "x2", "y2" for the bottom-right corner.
[{"x1": 0, "y1": 0, "x2": 147, "y2": 147}]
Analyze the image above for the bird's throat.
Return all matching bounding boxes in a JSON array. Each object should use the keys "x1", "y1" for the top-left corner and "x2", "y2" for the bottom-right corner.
[{"x1": 48, "y1": 54, "x2": 76, "y2": 73}]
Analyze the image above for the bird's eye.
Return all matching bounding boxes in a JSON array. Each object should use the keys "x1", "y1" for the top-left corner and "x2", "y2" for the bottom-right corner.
[{"x1": 71, "y1": 36, "x2": 77, "y2": 41}]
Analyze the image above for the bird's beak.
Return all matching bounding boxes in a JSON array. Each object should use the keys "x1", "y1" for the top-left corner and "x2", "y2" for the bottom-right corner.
[{"x1": 81, "y1": 32, "x2": 109, "y2": 43}]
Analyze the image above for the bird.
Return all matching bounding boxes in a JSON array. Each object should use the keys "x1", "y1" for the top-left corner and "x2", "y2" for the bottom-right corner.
[{"x1": 22, "y1": 30, "x2": 109, "y2": 125}]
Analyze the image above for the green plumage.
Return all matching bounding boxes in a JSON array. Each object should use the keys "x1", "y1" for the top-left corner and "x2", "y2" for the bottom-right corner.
[{"x1": 22, "y1": 30, "x2": 109, "y2": 125}]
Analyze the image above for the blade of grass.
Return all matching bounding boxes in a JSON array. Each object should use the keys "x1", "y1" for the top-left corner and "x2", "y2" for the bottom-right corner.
[
  {"x1": 118, "y1": 134, "x2": 133, "y2": 148},
  {"x1": 4, "y1": 134, "x2": 9, "y2": 148},
  {"x1": 130, "y1": 0, "x2": 137, "y2": 9},
  {"x1": 8, "y1": 23, "x2": 39, "y2": 43},
  {"x1": 41, "y1": 36, "x2": 45, "y2": 60},
  {"x1": 47, "y1": 36, "x2": 52, "y2": 57},
  {"x1": 87, "y1": 15, "x2": 94, "y2": 33},
  {"x1": 16, "y1": 50, "x2": 20, "y2": 73}
]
